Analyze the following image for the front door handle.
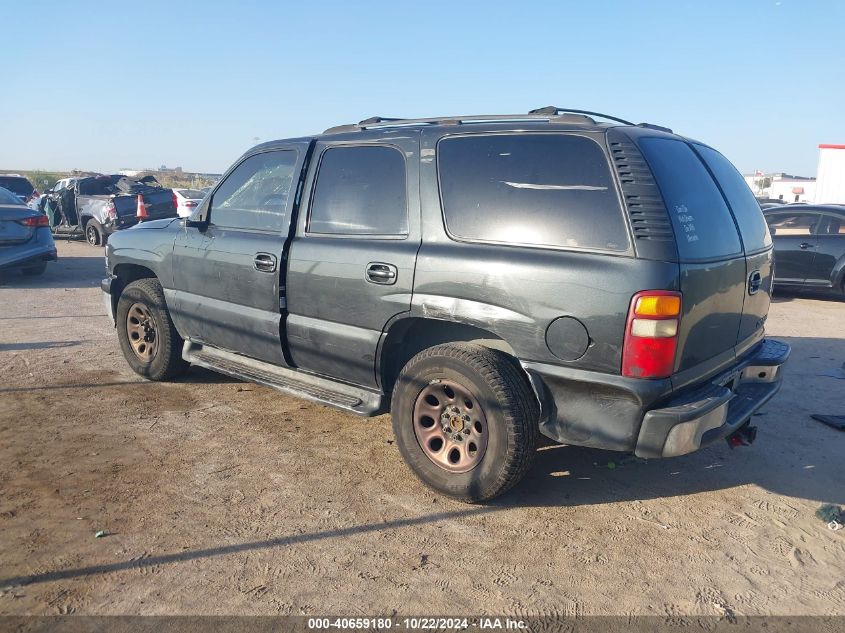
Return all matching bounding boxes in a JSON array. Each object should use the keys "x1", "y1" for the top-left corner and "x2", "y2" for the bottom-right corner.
[
  {"x1": 253, "y1": 252, "x2": 277, "y2": 272},
  {"x1": 366, "y1": 262, "x2": 397, "y2": 285},
  {"x1": 799, "y1": 242, "x2": 815, "y2": 249}
]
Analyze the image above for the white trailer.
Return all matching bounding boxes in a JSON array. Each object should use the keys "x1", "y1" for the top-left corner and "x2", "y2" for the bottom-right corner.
[{"x1": 815, "y1": 144, "x2": 845, "y2": 204}]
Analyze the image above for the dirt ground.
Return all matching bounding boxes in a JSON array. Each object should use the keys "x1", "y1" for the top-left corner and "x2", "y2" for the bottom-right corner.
[{"x1": 0, "y1": 239, "x2": 843, "y2": 616}]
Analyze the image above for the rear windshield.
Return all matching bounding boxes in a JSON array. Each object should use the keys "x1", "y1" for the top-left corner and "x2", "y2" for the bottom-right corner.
[
  {"x1": 693, "y1": 144, "x2": 772, "y2": 253},
  {"x1": 0, "y1": 176, "x2": 34, "y2": 197},
  {"x1": 638, "y1": 137, "x2": 742, "y2": 261},
  {"x1": 437, "y1": 133, "x2": 630, "y2": 252}
]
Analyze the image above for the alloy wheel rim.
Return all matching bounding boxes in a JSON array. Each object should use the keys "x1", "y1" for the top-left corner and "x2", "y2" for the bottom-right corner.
[
  {"x1": 86, "y1": 225, "x2": 97, "y2": 244},
  {"x1": 126, "y1": 302, "x2": 158, "y2": 362},
  {"x1": 412, "y1": 379, "x2": 488, "y2": 473}
]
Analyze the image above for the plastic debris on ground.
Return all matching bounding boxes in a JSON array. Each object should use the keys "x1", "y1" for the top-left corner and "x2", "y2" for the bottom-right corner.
[
  {"x1": 817, "y1": 362, "x2": 845, "y2": 379},
  {"x1": 810, "y1": 414, "x2": 845, "y2": 431},
  {"x1": 94, "y1": 530, "x2": 108, "y2": 538},
  {"x1": 815, "y1": 504, "x2": 844, "y2": 531}
]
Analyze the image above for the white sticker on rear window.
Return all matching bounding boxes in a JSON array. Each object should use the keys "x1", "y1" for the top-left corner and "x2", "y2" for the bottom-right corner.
[{"x1": 674, "y1": 204, "x2": 699, "y2": 243}]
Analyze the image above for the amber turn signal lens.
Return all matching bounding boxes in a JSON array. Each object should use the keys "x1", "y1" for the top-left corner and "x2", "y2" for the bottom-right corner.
[{"x1": 634, "y1": 295, "x2": 681, "y2": 317}]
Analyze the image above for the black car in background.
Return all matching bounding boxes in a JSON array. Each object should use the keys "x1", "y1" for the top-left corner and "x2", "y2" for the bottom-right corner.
[
  {"x1": 765, "y1": 205, "x2": 845, "y2": 297},
  {"x1": 0, "y1": 174, "x2": 37, "y2": 205}
]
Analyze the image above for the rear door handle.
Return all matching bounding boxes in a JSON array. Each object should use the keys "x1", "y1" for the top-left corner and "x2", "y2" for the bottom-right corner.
[
  {"x1": 748, "y1": 270, "x2": 762, "y2": 295},
  {"x1": 366, "y1": 262, "x2": 397, "y2": 285},
  {"x1": 253, "y1": 252, "x2": 277, "y2": 272},
  {"x1": 799, "y1": 242, "x2": 815, "y2": 249}
]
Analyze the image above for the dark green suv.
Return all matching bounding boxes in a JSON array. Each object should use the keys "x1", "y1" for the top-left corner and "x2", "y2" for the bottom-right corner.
[{"x1": 102, "y1": 108, "x2": 789, "y2": 502}]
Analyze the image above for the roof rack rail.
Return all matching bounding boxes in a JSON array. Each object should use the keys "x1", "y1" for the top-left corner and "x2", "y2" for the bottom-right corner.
[
  {"x1": 323, "y1": 111, "x2": 603, "y2": 134},
  {"x1": 358, "y1": 116, "x2": 402, "y2": 126},
  {"x1": 529, "y1": 106, "x2": 634, "y2": 125},
  {"x1": 528, "y1": 106, "x2": 673, "y2": 134},
  {"x1": 636, "y1": 122, "x2": 674, "y2": 134}
]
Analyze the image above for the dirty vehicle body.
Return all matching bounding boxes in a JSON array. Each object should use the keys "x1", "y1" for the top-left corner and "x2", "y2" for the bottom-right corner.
[
  {"x1": 47, "y1": 175, "x2": 177, "y2": 246},
  {"x1": 102, "y1": 108, "x2": 790, "y2": 501},
  {"x1": 765, "y1": 204, "x2": 845, "y2": 297},
  {"x1": 0, "y1": 186, "x2": 57, "y2": 276}
]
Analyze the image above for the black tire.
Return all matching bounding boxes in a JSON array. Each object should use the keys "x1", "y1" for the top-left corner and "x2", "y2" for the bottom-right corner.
[
  {"x1": 85, "y1": 220, "x2": 104, "y2": 246},
  {"x1": 21, "y1": 262, "x2": 47, "y2": 276},
  {"x1": 391, "y1": 343, "x2": 539, "y2": 503},
  {"x1": 116, "y1": 278, "x2": 188, "y2": 381}
]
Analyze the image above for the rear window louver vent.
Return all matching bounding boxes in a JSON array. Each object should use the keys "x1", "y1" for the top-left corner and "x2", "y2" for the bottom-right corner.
[{"x1": 609, "y1": 138, "x2": 674, "y2": 242}]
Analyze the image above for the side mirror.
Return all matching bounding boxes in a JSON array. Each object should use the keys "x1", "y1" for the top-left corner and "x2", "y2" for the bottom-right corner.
[{"x1": 183, "y1": 197, "x2": 210, "y2": 229}]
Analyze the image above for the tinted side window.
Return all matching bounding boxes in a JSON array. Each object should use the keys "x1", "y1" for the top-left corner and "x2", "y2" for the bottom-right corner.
[
  {"x1": 437, "y1": 134, "x2": 629, "y2": 251},
  {"x1": 821, "y1": 215, "x2": 845, "y2": 235},
  {"x1": 638, "y1": 137, "x2": 742, "y2": 261},
  {"x1": 211, "y1": 151, "x2": 297, "y2": 231},
  {"x1": 765, "y1": 212, "x2": 822, "y2": 236},
  {"x1": 309, "y1": 146, "x2": 407, "y2": 235},
  {"x1": 693, "y1": 144, "x2": 772, "y2": 253}
]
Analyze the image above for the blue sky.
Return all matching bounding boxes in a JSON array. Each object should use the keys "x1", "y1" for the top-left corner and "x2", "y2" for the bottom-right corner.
[{"x1": 2, "y1": 0, "x2": 843, "y2": 176}]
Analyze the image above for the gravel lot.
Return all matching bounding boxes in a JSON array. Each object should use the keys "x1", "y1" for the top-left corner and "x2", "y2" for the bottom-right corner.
[{"x1": 1, "y1": 239, "x2": 844, "y2": 616}]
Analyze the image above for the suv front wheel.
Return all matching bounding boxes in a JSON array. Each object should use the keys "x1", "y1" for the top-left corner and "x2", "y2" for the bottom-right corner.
[
  {"x1": 391, "y1": 343, "x2": 539, "y2": 502},
  {"x1": 116, "y1": 278, "x2": 187, "y2": 381}
]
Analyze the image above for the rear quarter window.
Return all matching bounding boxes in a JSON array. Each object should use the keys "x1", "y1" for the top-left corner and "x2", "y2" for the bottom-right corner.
[
  {"x1": 638, "y1": 137, "x2": 742, "y2": 261},
  {"x1": 693, "y1": 144, "x2": 772, "y2": 253},
  {"x1": 437, "y1": 133, "x2": 629, "y2": 252}
]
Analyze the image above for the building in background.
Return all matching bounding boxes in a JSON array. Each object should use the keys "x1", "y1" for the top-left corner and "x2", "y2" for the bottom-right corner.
[
  {"x1": 743, "y1": 172, "x2": 816, "y2": 202},
  {"x1": 815, "y1": 144, "x2": 845, "y2": 204},
  {"x1": 769, "y1": 174, "x2": 816, "y2": 203}
]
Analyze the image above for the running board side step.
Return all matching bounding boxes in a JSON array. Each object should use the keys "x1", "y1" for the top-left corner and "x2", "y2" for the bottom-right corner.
[{"x1": 183, "y1": 342, "x2": 386, "y2": 416}]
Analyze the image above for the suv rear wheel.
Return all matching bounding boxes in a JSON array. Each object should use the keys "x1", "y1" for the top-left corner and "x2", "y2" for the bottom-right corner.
[
  {"x1": 391, "y1": 343, "x2": 539, "y2": 502},
  {"x1": 116, "y1": 278, "x2": 187, "y2": 380}
]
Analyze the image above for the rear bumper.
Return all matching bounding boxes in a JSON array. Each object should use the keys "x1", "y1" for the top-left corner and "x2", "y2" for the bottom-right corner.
[
  {"x1": 0, "y1": 244, "x2": 58, "y2": 270},
  {"x1": 634, "y1": 339, "x2": 789, "y2": 457},
  {"x1": 523, "y1": 338, "x2": 790, "y2": 457}
]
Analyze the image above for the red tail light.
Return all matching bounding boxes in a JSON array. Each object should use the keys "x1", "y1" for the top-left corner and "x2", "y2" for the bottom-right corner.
[
  {"x1": 172, "y1": 191, "x2": 178, "y2": 210},
  {"x1": 185, "y1": 201, "x2": 198, "y2": 207},
  {"x1": 106, "y1": 200, "x2": 117, "y2": 220},
  {"x1": 19, "y1": 214, "x2": 50, "y2": 227},
  {"x1": 621, "y1": 290, "x2": 682, "y2": 379}
]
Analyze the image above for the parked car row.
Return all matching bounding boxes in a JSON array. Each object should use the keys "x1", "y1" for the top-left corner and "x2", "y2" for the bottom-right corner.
[{"x1": 41, "y1": 174, "x2": 181, "y2": 245}]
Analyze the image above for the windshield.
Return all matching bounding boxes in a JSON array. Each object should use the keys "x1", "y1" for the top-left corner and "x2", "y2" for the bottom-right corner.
[
  {"x1": 0, "y1": 186, "x2": 25, "y2": 205},
  {"x1": 0, "y1": 176, "x2": 34, "y2": 197}
]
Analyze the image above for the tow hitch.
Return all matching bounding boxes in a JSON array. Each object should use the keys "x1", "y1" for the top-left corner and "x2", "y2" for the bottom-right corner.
[{"x1": 727, "y1": 424, "x2": 757, "y2": 448}]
